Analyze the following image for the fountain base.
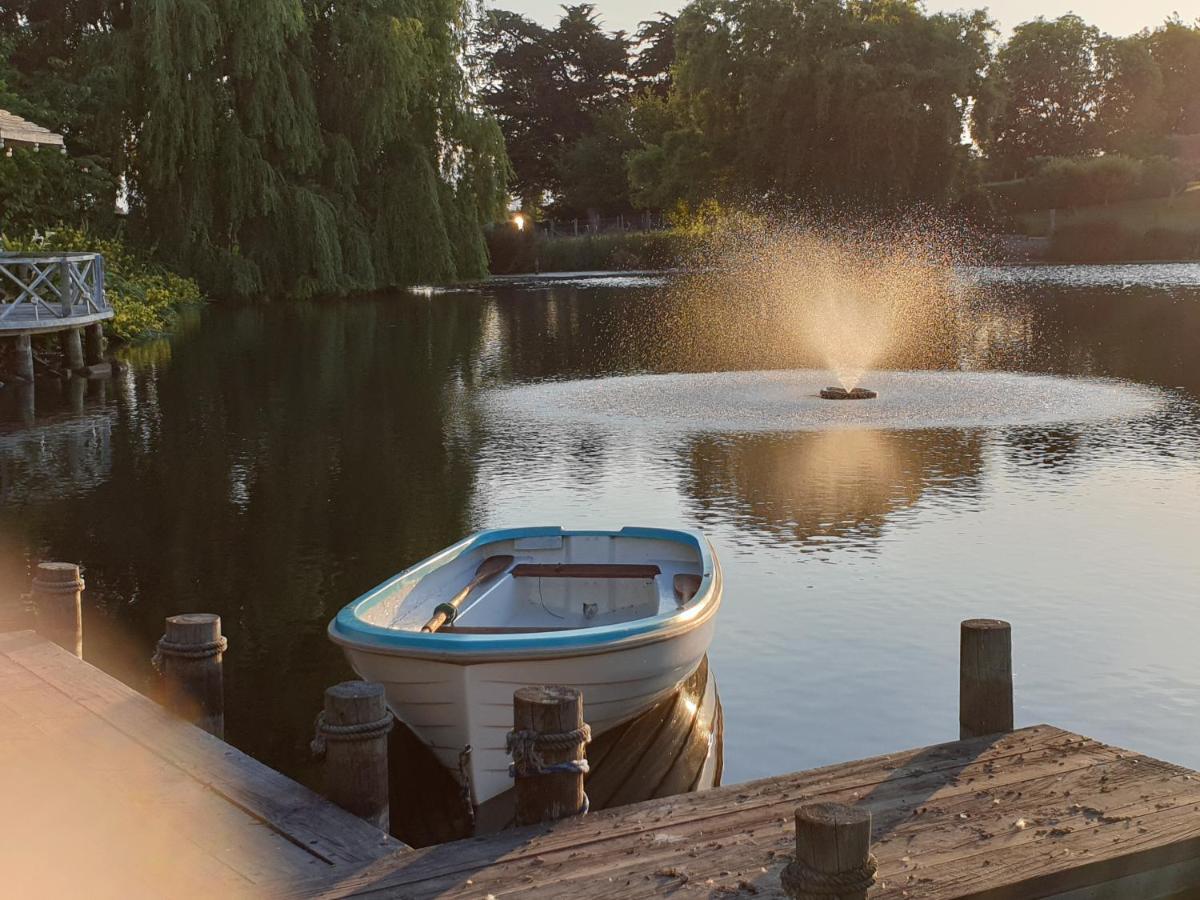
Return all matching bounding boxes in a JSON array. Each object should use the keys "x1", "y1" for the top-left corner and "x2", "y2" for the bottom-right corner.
[{"x1": 820, "y1": 387, "x2": 877, "y2": 400}]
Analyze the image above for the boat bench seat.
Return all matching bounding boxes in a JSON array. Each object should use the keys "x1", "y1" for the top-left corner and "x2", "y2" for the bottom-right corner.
[{"x1": 510, "y1": 563, "x2": 661, "y2": 579}]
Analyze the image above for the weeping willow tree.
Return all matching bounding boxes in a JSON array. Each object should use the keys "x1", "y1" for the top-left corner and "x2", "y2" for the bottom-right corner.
[{"x1": 1, "y1": 0, "x2": 508, "y2": 298}]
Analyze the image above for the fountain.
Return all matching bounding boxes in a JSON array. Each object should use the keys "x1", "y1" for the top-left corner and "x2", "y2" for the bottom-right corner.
[
  {"x1": 820, "y1": 386, "x2": 877, "y2": 400},
  {"x1": 482, "y1": 214, "x2": 1165, "y2": 434}
]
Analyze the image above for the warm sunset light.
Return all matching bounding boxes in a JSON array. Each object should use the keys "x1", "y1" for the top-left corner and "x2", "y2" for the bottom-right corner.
[{"x1": 2, "y1": 0, "x2": 1198, "y2": 895}]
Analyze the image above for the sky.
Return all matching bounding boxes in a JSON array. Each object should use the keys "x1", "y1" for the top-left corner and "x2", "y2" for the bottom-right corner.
[{"x1": 493, "y1": 0, "x2": 1193, "y2": 39}]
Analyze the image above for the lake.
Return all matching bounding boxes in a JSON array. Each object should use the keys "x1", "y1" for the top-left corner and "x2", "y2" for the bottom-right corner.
[{"x1": 1, "y1": 263, "x2": 1198, "y2": 797}]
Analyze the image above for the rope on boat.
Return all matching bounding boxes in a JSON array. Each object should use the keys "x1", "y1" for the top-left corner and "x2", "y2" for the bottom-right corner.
[
  {"x1": 780, "y1": 854, "x2": 878, "y2": 896},
  {"x1": 150, "y1": 635, "x2": 228, "y2": 672},
  {"x1": 309, "y1": 709, "x2": 394, "y2": 759},
  {"x1": 506, "y1": 724, "x2": 592, "y2": 779},
  {"x1": 458, "y1": 745, "x2": 476, "y2": 831}
]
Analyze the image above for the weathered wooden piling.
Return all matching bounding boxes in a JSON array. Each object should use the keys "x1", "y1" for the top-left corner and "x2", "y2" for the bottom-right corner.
[
  {"x1": 313, "y1": 681, "x2": 393, "y2": 830},
  {"x1": 510, "y1": 685, "x2": 590, "y2": 826},
  {"x1": 32, "y1": 562, "x2": 84, "y2": 658},
  {"x1": 781, "y1": 802, "x2": 876, "y2": 900},
  {"x1": 60, "y1": 327, "x2": 85, "y2": 373},
  {"x1": 959, "y1": 617, "x2": 1014, "y2": 739},
  {"x1": 67, "y1": 374, "x2": 86, "y2": 414},
  {"x1": 13, "y1": 333, "x2": 34, "y2": 382},
  {"x1": 16, "y1": 381, "x2": 35, "y2": 425},
  {"x1": 155, "y1": 613, "x2": 227, "y2": 737},
  {"x1": 84, "y1": 322, "x2": 104, "y2": 366}
]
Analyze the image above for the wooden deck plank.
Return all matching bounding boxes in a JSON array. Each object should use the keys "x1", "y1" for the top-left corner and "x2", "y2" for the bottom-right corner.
[
  {"x1": 273, "y1": 725, "x2": 1200, "y2": 900},
  {"x1": 0, "y1": 632, "x2": 400, "y2": 867},
  {"x1": 0, "y1": 631, "x2": 400, "y2": 897}
]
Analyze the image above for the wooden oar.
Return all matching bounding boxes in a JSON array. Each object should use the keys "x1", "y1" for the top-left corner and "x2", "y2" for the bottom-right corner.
[{"x1": 421, "y1": 555, "x2": 515, "y2": 633}]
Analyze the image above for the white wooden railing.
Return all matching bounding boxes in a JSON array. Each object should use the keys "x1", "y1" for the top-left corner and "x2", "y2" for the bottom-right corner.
[{"x1": 0, "y1": 253, "x2": 110, "y2": 331}]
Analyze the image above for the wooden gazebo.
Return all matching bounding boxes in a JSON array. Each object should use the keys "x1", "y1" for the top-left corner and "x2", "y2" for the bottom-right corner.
[{"x1": 0, "y1": 108, "x2": 65, "y2": 154}]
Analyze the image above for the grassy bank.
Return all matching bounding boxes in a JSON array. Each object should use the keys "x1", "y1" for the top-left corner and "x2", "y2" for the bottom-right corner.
[
  {"x1": 2, "y1": 228, "x2": 205, "y2": 342},
  {"x1": 487, "y1": 227, "x2": 693, "y2": 274}
]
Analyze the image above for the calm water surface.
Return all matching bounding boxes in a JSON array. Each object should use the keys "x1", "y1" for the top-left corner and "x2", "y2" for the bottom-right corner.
[{"x1": 1, "y1": 263, "x2": 1198, "y2": 791}]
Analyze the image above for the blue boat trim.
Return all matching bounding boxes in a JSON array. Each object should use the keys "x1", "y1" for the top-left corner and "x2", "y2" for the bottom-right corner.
[{"x1": 330, "y1": 526, "x2": 716, "y2": 656}]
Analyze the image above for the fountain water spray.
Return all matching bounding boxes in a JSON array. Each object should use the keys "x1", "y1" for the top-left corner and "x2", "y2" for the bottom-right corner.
[{"x1": 634, "y1": 211, "x2": 981, "y2": 397}]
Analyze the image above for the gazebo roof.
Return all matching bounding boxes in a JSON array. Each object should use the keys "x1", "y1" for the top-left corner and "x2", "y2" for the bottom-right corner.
[{"x1": 0, "y1": 108, "x2": 65, "y2": 151}]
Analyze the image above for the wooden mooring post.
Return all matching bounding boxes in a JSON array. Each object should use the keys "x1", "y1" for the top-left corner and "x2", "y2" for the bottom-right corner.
[
  {"x1": 32, "y1": 562, "x2": 84, "y2": 658},
  {"x1": 959, "y1": 617, "x2": 1014, "y2": 739},
  {"x1": 781, "y1": 802, "x2": 876, "y2": 900},
  {"x1": 313, "y1": 681, "x2": 393, "y2": 830},
  {"x1": 155, "y1": 613, "x2": 227, "y2": 737},
  {"x1": 510, "y1": 685, "x2": 590, "y2": 826}
]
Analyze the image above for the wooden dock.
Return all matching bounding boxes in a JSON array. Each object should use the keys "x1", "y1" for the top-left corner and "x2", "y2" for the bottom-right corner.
[
  {"x1": 0, "y1": 631, "x2": 399, "y2": 898},
  {"x1": 284, "y1": 724, "x2": 1200, "y2": 899},
  {"x1": 4, "y1": 628, "x2": 1200, "y2": 898}
]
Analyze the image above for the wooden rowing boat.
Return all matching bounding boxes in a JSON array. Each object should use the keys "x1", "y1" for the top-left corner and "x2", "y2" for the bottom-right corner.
[{"x1": 328, "y1": 526, "x2": 722, "y2": 806}]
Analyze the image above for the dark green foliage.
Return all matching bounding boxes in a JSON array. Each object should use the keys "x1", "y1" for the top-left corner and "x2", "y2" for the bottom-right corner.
[
  {"x1": 981, "y1": 15, "x2": 1103, "y2": 178},
  {"x1": 628, "y1": 0, "x2": 994, "y2": 207},
  {"x1": 1151, "y1": 18, "x2": 1200, "y2": 135},
  {"x1": 0, "y1": 0, "x2": 508, "y2": 299},
  {"x1": 1096, "y1": 34, "x2": 1165, "y2": 157},
  {"x1": 990, "y1": 154, "x2": 1192, "y2": 213},
  {"x1": 983, "y1": 17, "x2": 1200, "y2": 178},
  {"x1": 474, "y1": 4, "x2": 633, "y2": 215},
  {"x1": 486, "y1": 225, "x2": 690, "y2": 273},
  {"x1": 632, "y1": 14, "x2": 676, "y2": 97}
]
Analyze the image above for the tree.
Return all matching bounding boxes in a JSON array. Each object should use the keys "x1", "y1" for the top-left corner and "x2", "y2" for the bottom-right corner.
[
  {"x1": 982, "y1": 15, "x2": 1103, "y2": 177},
  {"x1": 474, "y1": 4, "x2": 632, "y2": 215},
  {"x1": 0, "y1": 0, "x2": 508, "y2": 297},
  {"x1": 629, "y1": 0, "x2": 993, "y2": 206},
  {"x1": 1149, "y1": 18, "x2": 1200, "y2": 136},
  {"x1": 559, "y1": 106, "x2": 638, "y2": 213},
  {"x1": 472, "y1": 10, "x2": 562, "y2": 208},
  {"x1": 632, "y1": 13, "x2": 676, "y2": 96},
  {"x1": 1096, "y1": 34, "x2": 1165, "y2": 157}
]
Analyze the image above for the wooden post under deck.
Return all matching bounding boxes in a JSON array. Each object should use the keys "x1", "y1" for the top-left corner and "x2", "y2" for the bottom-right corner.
[
  {"x1": 84, "y1": 322, "x2": 104, "y2": 366},
  {"x1": 13, "y1": 333, "x2": 34, "y2": 382},
  {"x1": 60, "y1": 327, "x2": 85, "y2": 372}
]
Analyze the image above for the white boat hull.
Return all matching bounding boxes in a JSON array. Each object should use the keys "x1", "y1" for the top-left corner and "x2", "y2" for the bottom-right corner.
[{"x1": 343, "y1": 614, "x2": 716, "y2": 805}]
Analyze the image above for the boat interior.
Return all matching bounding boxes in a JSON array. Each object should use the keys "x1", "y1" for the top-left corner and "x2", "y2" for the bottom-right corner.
[{"x1": 365, "y1": 532, "x2": 706, "y2": 633}]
